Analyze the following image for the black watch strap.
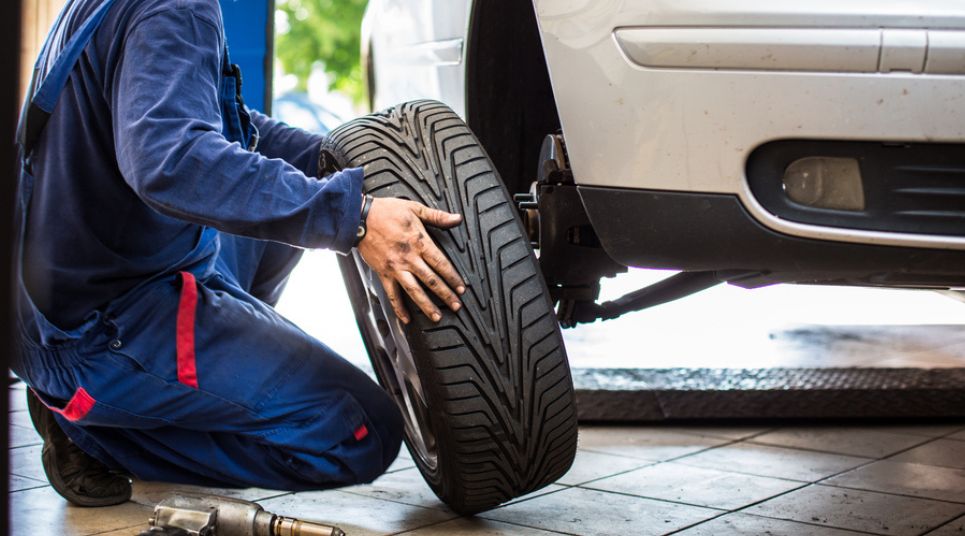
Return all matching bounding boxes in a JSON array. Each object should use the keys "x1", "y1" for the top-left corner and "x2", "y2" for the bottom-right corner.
[{"x1": 354, "y1": 194, "x2": 374, "y2": 247}]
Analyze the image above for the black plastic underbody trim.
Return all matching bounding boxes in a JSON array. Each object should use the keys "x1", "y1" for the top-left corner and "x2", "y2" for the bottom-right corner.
[
  {"x1": 577, "y1": 186, "x2": 965, "y2": 288},
  {"x1": 747, "y1": 140, "x2": 965, "y2": 236},
  {"x1": 573, "y1": 368, "x2": 965, "y2": 420}
]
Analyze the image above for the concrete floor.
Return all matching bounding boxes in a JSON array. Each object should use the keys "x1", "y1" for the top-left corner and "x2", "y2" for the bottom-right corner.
[
  {"x1": 277, "y1": 252, "x2": 965, "y2": 370},
  {"x1": 9, "y1": 376, "x2": 965, "y2": 535}
]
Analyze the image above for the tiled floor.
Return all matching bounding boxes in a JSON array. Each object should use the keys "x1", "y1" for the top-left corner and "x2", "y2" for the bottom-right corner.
[{"x1": 8, "y1": 379, "x2": 965, "y2": 535}]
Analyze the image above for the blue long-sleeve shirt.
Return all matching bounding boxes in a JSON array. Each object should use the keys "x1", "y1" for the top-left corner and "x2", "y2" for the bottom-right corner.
[{"x1": 23, "y1": 0, "x2": 362, "y2": 328}]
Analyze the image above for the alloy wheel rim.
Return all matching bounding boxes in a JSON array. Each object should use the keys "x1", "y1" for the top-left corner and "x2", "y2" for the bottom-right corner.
[{"x1": 350, "y1": 252, "x2": 439, "y2": 471}]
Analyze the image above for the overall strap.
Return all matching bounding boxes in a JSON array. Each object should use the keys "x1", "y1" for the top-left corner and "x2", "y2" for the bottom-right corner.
[
  {"x1": 220, "y1": 44, "x2": 259, "y2": 151},
  {"x1": 17, "y1": 0, "x2": 118, "y2": 158}
]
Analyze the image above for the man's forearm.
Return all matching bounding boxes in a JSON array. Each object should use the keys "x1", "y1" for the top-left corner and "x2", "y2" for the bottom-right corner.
[{"x1": 249, "y1": 109, "x2": 326, "y2": 177}]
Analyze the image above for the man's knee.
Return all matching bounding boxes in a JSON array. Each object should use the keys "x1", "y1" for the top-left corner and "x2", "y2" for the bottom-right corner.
[
  {"x1": 274, "y1": 389, "x2": 404, "y2": 488},
  {"x1": 348, "y1": 389, "x2": 405, "y2": 484}
]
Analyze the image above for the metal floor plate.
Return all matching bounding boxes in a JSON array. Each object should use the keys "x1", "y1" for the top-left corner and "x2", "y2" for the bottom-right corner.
[{"x1": 573, "y1": 367, "x2": 965, "y2": 420}]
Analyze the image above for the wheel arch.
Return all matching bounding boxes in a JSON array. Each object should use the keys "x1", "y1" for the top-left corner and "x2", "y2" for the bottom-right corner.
[{"x1": 464, "y1": 0, "x2": 561, "y2": 195}]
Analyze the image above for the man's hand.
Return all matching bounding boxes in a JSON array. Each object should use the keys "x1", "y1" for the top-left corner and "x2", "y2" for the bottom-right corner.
[{"x1": 357, "y1": 198, "x2": 466, "y2": 324}]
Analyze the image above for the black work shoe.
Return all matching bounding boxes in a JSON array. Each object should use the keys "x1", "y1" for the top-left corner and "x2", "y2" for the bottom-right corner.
[{"x1": 27, "y1": 390, "x2": 133, "y2": 507}]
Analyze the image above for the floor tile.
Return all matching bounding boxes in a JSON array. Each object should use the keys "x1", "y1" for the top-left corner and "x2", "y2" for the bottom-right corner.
[
  {"x1": 668, "y1": 426, "x2": 771, "y2": 441},
  {"x1": 678, "y1": 443, "x2": 870, "y2": 482},
  {"x1": 385, "y1": 452, "x2": 416, "y2": 473},
  {"x1": 9, "y1": 423, "x2": 42, "y2": 448},
  {"x1": 11, "y1": 422, "x2": 965, "y2": 536},
  {"x1": 555, "y1": 450, "x2": 651, "y2": 485},
  {"x1": 674, "y1": 512, "x2": 866, "y2": 535},
  {"x1": 398, "y1": 517, "x2": 565, "y2": 535},
  {"x1": 345, "y1": 467, "x2": 563, "y2": 511},
  {"x1": 751, "y1": 427, "x2": 928, "y2": 458},
  {"x1": 927, "y1": 515, "x2": 965, "y2": 535},
  {"x1": 10, "y1": 486, "x2": 153, "y2": 536},
  {"x1": 9, "y1": 474, "x2": 47, "y2": 492},
  {"x1": 259, "y1": 489, "x2": 455, "y2": 536},
  {"x1": 746, "y1": 484, "x2": 965, "y2": 536},
  {"x1": 131, "y1": 480, "x2": 291, "y2": 507},
  {"x1": 889, "y1": 439, "x2": 965, "y2": 470},
  {"x1": 10, "y1": 444, "x2": 47, "y2": 482},
  {"x1": 585, "y1": 462, "x2": 803, "y2": 510},
  {"x1": 879, "y1": 424, "x2": 965, "y2": 438},
  {"x1": 481, "y1": 486, "x2": 719, "y2": 536},
  {"x1": 9, "y1": 409, "x2": 33, "y2": 429},
  {"x1": 8, "y1": 389, "x2": 29, "y2": 412},
  {"x1": 343, "y1": 467, "x2": 449, "y2": 511},
  {"x1": 825, "y1": 460, "x2": 965, "y2": 503},
  {"x1": 503, "y1": 484, "x2": 567, "y2": 506},
  {"x1": 577, "y1": 426, "x2": 727, "y2": 461}
]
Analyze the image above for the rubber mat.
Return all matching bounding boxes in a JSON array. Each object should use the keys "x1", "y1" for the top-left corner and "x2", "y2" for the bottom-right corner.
[{"x1": 573, "y1": 368, "x2": 965, "y2": 420}]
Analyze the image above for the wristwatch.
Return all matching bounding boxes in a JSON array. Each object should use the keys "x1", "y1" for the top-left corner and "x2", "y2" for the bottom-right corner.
[{"x1": 354, "y1": 194, "x2": 374, "y2": 247}]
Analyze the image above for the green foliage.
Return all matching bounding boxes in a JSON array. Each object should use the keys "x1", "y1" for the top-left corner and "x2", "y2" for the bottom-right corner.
[{"x1": 275, "y1": 0, "x2": 368, "y2": 103}]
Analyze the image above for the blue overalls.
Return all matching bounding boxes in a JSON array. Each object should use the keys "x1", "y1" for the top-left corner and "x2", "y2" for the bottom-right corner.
[{"x1": 13, "y1": 0, "x2": 402, "y2": 490}]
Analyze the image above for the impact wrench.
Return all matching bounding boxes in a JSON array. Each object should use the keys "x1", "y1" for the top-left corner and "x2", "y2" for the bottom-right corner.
[{"x1": 137, "y1": 492, "x2": 346, "y2": 536}]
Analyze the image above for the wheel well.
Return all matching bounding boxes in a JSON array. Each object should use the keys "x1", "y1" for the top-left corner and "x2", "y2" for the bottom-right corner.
[{"x1": 465, "y1": 0, "x2": 561, "y2": 195}]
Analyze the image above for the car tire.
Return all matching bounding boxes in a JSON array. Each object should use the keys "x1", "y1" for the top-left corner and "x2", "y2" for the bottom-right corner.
[{"x1": 329, "y1": 100, "x2": 577, "y2": 514}]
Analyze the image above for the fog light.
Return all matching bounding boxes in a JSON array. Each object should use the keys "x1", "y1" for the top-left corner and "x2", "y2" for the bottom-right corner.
[{"x1": 783, "y1": 157, "x2": 864, "y2": 211}]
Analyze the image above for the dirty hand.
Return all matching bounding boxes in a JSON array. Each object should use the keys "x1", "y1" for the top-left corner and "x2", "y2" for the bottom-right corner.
[{"x1": 357, "y1": 198, "x2": 466, "y2": 324}]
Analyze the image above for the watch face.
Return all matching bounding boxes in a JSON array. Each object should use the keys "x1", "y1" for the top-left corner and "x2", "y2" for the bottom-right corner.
[{"x1": 356, "y1": 226, "x2": 366, "y2": 239}]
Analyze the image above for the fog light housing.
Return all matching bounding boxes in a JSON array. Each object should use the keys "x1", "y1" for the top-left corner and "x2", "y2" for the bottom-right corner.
[{"x1": 783, "y1": 156, "x2": 865, "y2": 211}]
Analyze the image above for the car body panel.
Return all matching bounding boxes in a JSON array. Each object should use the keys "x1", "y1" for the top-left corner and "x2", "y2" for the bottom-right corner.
[{"x1": 363, "y1": 0, "x2": 471, "y2": 115}]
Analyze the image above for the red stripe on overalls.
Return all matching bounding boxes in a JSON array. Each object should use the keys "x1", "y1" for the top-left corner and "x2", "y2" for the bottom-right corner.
[
  {"x1": 176, "y1": 271, "x2": 200, "y2": 389},
  {"x1": 32, "y1": 387, "x2": 95, "y2": 422}
]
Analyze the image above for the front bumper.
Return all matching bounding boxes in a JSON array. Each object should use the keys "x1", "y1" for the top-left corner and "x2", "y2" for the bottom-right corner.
[{"x1": 533, "y1": 0, "x2": 965, "y2": 250}]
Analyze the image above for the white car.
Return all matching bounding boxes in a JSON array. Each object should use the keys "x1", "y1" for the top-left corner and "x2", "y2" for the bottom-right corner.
[
  {"x1": 363, "y1": 0, "x2": 965, "y2": 323},
  {"x1": 333, "y1": 0, "x2": 965, "y2": 514}
]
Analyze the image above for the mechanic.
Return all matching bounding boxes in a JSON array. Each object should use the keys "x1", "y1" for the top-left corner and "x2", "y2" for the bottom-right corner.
[{"x1": 13, "y1": 0, "x2": 465, "y2": 506}]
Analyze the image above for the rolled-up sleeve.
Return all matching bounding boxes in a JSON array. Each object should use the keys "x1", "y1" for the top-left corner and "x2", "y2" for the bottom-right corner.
[{"x1": 110, "y1": 6, "x2": 362, "y2": 252}]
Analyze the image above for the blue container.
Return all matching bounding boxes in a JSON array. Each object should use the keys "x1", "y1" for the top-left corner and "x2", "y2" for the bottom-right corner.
[{"x1": 220, "y1": 0, "x2": 273, "y2": 113}]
